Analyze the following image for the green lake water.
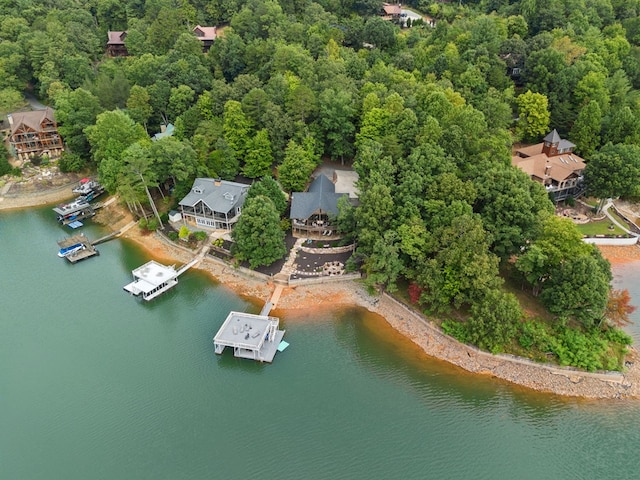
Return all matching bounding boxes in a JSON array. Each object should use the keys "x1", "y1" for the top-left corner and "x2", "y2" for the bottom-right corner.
[{"x1": 2, "y1": 206, "x2": 640, "y2": 479}]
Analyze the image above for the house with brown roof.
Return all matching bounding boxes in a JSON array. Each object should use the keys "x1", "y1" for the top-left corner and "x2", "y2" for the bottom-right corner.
[
  {"x1": 192, "y1": 25, "x2": 217, "y2": 52},
  {"x1": 7, "y1": 107, "x2": 64, "y2": 164},
  {"x1": 382, "y1": 3, "x2": 402, "y2": 19},
  {"x1": 512, "y1": 129, "x2": 586, "y2": 202},
  {"x1": 106, "y1": 31, "x2": 128, "y2": 57}
]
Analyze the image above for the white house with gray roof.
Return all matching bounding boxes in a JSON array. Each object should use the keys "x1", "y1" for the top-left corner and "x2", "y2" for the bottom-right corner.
[
  {"x1": 178, "y1": 178, "x2": 249, "y2": 231},
  {"x1": 290, "y1": 174, "x2": 348, "y2": 238}
]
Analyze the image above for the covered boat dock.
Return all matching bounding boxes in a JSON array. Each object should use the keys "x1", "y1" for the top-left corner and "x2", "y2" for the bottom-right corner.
[
  {"x1": 123, "y1": 260, "x2": 179, "y2": 301},
  {"x1": 213, "y1": 311, "x2": 285, "y2": 362}
]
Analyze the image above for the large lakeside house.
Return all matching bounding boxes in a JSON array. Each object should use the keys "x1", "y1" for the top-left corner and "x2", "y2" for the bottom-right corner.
[
  {"x1": 7, "y1": 107, "x2": 64, "y2": 164},
  {"x1": 512, "y1": 129, "x2": 586, "y2": 202},
  {"x1": 178, "y1": 178, "x2": 249, "y2": 231},
  {"x1": 290, "y1": 172, "x2": 358, "y2": 239}
]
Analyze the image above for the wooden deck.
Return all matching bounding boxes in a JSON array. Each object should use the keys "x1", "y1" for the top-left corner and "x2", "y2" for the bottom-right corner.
[{"x1": 57, "y1": 234, "x2": 99, "y2": 263}]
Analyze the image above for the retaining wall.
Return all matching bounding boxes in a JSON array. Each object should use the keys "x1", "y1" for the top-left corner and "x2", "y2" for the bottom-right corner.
[
  {"x1": 299, "y1": 243, "x2": 356, "y2": 254},
  {"x1": 377, "y1": 293, "x2": 634, "y2": 398},
  {"x1": 288, "y1": 272, "x2": 362, "y2": 286},
  {"x1": 582, "y1": 236, "x2": 638, "y2": 245}
]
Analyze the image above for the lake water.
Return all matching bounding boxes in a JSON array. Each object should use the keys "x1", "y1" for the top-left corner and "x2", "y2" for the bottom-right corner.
[{"x1": 2, "y1": 206, "x2": 640, "y2": 479}]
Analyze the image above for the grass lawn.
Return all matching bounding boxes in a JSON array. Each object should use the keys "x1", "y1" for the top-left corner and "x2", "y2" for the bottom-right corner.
[{"x1": 575, "y1": 219, "x2": 627, "y2": 236}]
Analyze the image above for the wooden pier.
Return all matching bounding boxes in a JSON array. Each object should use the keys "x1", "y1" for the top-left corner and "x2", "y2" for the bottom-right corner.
[{"x1": 57, "y1": 234, "x2": 99, "y2": 263}]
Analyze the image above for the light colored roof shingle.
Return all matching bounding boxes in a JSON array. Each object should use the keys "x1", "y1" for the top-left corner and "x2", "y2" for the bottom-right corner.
[{"x1": 179, "y1": 178, "x2": 249, "y2": 213}]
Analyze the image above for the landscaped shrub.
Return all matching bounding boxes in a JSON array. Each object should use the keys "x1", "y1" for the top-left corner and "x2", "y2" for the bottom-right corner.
[
  {"x1": 179, "y1": 225, "x2": 190, "y2": 240},
  {"x1": 58, "y1": 152, "x2": 84, "y2": 173},
  {"x1": 194, "y1": 231, "x2": 208, "y2": 242},
  {"x1": 147, "y1": 218, "x2": 159, "y2": 231},
  {"x1": 138, "y1": 217, "x2": 148, "y2": 230},
  {"x1": 441, "y1": 320, "x2": 470, "y2": 344},
  {"x1": 212, "y1": 238, "x2": 224, "y2": 248},
  {"x1": 167, "y1": 231, "x2": 178, "y2": 241}
]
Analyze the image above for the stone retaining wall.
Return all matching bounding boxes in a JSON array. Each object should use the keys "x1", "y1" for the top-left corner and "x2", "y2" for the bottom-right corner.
[
  {"x1": 288, "y1": 272, "x2": 362, "y2": 286},
  {"x1": 299, "y1": 243, "x2": 355, "y2": 254},
  {"x1": 375, "y1": 293, "x2": 636, "y2": 398},
  {"x1": 611, "y1": 204, "x2": 640, "y2": 235},
  {"x1": 583, "y1": 236, "x2": 638, "y2": 245},
  {"x1": 204, "y1": 253, "x2": 272, "y2": 282}
]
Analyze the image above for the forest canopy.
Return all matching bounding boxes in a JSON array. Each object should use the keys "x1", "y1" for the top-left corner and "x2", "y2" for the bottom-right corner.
[{"x1": 2, "y1": 0, "x2": 638, "y2": 369}]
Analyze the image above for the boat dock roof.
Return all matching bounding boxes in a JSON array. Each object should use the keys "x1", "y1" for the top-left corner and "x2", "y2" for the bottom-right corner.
[
  {"x1": 123, "y1": 260, "x2": 179, "y2": 300},
  {"x1": 213, "y1": 311, "x2": 285, "y2": 363},
  {"x1": 131, "y1": 260, "x2": 178, "y2": 285}
]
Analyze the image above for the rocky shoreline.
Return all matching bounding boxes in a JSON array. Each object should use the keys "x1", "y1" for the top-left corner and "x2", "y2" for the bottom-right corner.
[
  {"x1": 115, "y1": 216, "x2": 640, "y2": 400},
  {"x1": 4, "y1": 184, "x2": 640, "y2": 400}
]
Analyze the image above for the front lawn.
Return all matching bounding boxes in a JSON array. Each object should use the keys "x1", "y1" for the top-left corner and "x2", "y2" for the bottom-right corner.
[{"x1": 575, "y1": 219, "x2": 627, "y2": 236}]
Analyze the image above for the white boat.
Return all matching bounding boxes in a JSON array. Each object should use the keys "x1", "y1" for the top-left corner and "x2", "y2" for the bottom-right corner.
[
  {"x1": 57, "y1": 243, "x2": 85, "y2": 258},
  {"x1": 73, "y1": 178, "x2": 100, "y2": 195}
]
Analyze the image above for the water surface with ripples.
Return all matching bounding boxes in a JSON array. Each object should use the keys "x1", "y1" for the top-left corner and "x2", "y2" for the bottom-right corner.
[{"x1": 2, "y1": 207, "x2": 640, "y2": 479}]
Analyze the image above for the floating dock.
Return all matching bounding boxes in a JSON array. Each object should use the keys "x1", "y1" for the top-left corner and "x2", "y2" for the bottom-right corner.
[
  {"x1": 213, "y1": 311, "x2": 285, "y2": 363},
  {"x1": 123, "y1": 260, "x2": 179, "y2": 301},
  {"x1": 57, "y1": 234, "x2": 99, "y2": 263}
]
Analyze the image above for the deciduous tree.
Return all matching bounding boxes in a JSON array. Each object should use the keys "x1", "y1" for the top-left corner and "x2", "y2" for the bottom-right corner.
[{"x1": 232, "y1": 195, "x2": 286, "y2": 268}]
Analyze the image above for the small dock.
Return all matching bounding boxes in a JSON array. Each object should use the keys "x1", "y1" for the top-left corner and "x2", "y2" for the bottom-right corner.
[
  {"x1": 213, "y1": 311, "x2": 285, "y2": 363},
  {"x1": 57, "y1": 234, "x2": 99, "y2": 263}
]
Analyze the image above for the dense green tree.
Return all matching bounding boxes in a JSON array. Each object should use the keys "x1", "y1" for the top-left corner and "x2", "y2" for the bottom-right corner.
[
  {"x1": 516, "y1": 215, "x2": 593, "y2": 296},
  {"x1": 0, "y1": 141, "x2": 11, "y2": 176},
  {"x1": 118, "y1": 141, "x2": 163, "y2": 225},
  {"x1": 474, "y1": 163, "x2": 553, "y2": 259},
  {"x1": 54, "y1": 87, "x2": 104, "y2": 161},
  {"x1": 318, "y1": 88, "x2": 356, "y2": 162},
  {"x1": 585, "y1": 143, "x2": 640, "y2": 199},
  {"x1": 466, "y1": 289, "x2": 522, "y2": 353},
  {"x1": 246, "y1": 176, "x2": 287, "y2": 215},
  {"x1": 168, "y1": 85, "x2": 196, "y2": 121},
  {"x1": 515, "y1": 90, "x2": 550, "y2": 141},
  {"x1": 148, "y1": 137, "x2": 200, "y2": 188},
  {"x1": 570, "y1": 100, "x2": 602, "y2": 157},
  {"x1": 232, "y1": 195, "x2": 286, "y2": 268},
  {"x1": 85, "y1": 110, "x2": 147, "y2": 192},
  {"x1": 243, "y1": 129, "x2": 274, "y2": 178},
  {"x1": 223, "y1": 100, "x2": 252, "y2": 159},
  {"x1": 277, "y1": 139, "x2": 316, "y2": 192},
  {"x1": 208, "y1": 138, "x2": 240, "y2": 180},
  {"x1": 126, "y1": 85, "x2": 153, "y2": 131},
  {"x1": 415, "y1": 213, "x2": 502, "y2": 313},
  {"x1": 362, "y1": 16, "x2": 396, "y2": 49},
  {"x1": 540, "y1": 253, "x2": 612, "y2": 328},
  {"x1": 363, "y1": 231, "x2": 403, "y2": 293}
]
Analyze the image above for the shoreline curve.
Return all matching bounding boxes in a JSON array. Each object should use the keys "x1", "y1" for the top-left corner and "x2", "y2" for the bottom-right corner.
[
  {"x1": 4, "y1": 189, "x2": 640, "y2": 400},
  {"x1": 117, "y1": 214, "x2": 640, "y2": 400}
]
